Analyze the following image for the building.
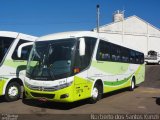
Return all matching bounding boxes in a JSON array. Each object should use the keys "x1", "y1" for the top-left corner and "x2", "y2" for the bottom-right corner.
[{"x1": 93, "y1": 11, "x2": 160, "y2": 55}]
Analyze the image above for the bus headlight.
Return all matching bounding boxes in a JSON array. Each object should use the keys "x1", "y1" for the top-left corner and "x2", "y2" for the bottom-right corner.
[
  {"x1": 54, "y1": 81, "x2": 73, "y2": 90},
  {"x1": 24, "y1": 81, "x2": 73, "y2": 91}
]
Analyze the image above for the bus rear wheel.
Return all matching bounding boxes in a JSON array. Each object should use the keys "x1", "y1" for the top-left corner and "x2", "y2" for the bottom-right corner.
[
  {"x1": 5, "y1": 82, "x2": 21, "y2": 102},
  {"x1": 129, "y1": 77, "x2": 135, "y2": 91},
  {"x1": 89, "y1": 83, "x2": 102, "y2": 104}
]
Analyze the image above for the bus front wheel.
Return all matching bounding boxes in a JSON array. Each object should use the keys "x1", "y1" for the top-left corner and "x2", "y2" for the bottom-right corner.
[
  {"x1": 5, "y1": 82, "x2": 21, "y2": 102},
  {"x1": 89, "y1": 82, "x2": 102, "y2": 104}
]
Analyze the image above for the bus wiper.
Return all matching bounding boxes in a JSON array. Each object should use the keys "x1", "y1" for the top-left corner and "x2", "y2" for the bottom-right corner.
[
  {"x1": 30, "y1": 61, "x2": 41, "y2": 78},
  {"x1": 47, "y1": 44, "x2": 56, "y2": 79},
  {"x1": 48, "y1": 68, "x2": 55, "y2": 80}
]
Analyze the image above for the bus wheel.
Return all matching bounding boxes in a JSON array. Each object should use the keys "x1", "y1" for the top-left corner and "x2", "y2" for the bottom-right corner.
[
  {"x1": 5, "y1": 82, "x2": 21, "y2": 102},
  {"x1": 129, "y1": 78, "x2": 135, "y2": 91},
  {"x1": 89, "y1": 83, "x2": 102, "y2": 104}
]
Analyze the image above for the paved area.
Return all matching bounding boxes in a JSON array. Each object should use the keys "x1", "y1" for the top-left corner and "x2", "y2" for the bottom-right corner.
[{"x1": 0, "y1": 87, "x2": 160, "y2": 114}]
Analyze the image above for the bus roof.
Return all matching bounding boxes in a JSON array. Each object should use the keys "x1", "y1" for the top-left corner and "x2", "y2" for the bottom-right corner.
[
  {"x1": 38, "y1": 31, "x2": 98, "y2": 41},
  {"x1": 37, "y1": 31, "x2": 143, "y2": 53},
  {"x1": 0, "y1": 31, "x2": 37, "y2": 41}
]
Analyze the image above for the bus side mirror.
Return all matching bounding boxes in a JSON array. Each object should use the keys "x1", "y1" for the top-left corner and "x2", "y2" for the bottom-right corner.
[
  {"x1": 79, "y1": 38, "x2": 85, "y2": 56},
  {"x1": 17, "y1": 42, "x2": 34, "y2": 58}
]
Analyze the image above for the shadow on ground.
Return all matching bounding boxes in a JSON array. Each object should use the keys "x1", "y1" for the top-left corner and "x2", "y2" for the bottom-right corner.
[
  {"x1": 22, "y1": 98, "x2": 89, "y2": 110},
  {"x1": 142, "y1": 65, "x2": 160, "y2": 88},
  {"x1": 152, "y1": 97, "x2": 160, "y2": 105},
  {"x1": 22, "y1": 87, "x2": 131, "y2": 110},
  {"x1": 156, "y1": 97, "x2": 160, "y2": 105},
  {"x1": 0, "y1": 96, "x2": 5, "y2": 103}
]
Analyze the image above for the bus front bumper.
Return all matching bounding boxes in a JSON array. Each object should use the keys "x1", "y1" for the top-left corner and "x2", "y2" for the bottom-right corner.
[
  {"x1": 0, "y1": 80, "x2": 7, "y2": 96},
  {"x1": 24, "y1": 84, "x2": 74, "y2": 102}
]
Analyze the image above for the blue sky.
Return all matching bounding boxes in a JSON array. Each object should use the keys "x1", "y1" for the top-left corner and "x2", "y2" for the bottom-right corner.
[{"x1": 0, "y1": 0, "x2": 159, "y2": 36}]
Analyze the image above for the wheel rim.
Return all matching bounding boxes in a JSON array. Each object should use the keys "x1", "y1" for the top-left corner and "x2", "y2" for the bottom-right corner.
[
  {"x1": 131, "y1": 81, "x2": 135, "y2": 89},
  {"x1": 8, "y1": 86, "x2": 18, "y2": 97},
  {"x1": 92, "y1": 87, "x2": 98, "y2": 99}
]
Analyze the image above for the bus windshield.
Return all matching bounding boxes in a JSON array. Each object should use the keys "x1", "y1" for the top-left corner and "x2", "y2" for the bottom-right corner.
[{"x1": 26, "y1": 39, "x2": 76, "y2": 80}]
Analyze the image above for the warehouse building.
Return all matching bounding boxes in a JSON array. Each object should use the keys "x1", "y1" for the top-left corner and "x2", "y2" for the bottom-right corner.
[{"x1": 93, "y1": 11, "x2": 160, "y2": 56}]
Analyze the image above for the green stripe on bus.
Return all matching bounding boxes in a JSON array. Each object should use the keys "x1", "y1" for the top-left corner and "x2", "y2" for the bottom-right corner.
[{"x1": 103, "y1": 75, "x2": 132, "y2": 86}]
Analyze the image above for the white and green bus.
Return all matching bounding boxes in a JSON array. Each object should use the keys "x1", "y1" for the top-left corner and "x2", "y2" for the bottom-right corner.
[
  {"x1": 22, "y1": 31, "x2": 145, "y2": 103},
  {"x1": 0, "y1": 31, "x2": 37, "y2": 101}
]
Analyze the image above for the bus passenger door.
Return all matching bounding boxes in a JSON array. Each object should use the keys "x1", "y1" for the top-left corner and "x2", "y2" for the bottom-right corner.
[{"x1": 73, "y1": 37, "x2": 97, "y2": 100}]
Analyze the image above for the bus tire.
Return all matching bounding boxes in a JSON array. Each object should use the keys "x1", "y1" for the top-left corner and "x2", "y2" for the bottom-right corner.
[
  {"x1": 129, "y1": 77, "x2": 135, "y2": 91},
  {"x1": 22, "y1": 91, "x2": 26, "y2": 99},
  {"x1": 144, "y1": 61, "x2": 148, "y2": 65},
  {"x1": 5, "y1": 82, "x2": 21, "y2": 102},
  {"x1": 89, "y1": 82, "x2": 102, "y2": 104}
]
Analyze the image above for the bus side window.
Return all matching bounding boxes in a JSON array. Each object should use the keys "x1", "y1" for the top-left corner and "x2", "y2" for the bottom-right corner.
[
  {"x1": 140, "y1": 53, "x2": 144, "y2": 64},
  {"x1": 96, "y1": 40, "x2": 111, "y2": 61},
  {"x1": 12, "y1": 39, "x2": 32, "y2": 60},
  {"x1": 130, "y1": 50, "x2": 135, "y2": 63},
  {"x1": 0, "y1": 37, "x2": 14, "y2": 63},
  {"x1": 113, "y1": 45, "x2": 121, "y2": 62},
  {"x1": 111, "y1": 44, "x2": 116, "y2": 61},
  {"x1": 135, "y1": 52, "x2": 139, "y2": 64},
  {"x1": 122, "y1": 48, "x2": 127, "y2": 63},
  {"x1": 96, "y1": 40, "x2": 144, "y2": 64},
  {"x1": 122, "y1": 47, "x2": 130, "y2": 63},
  {"x1": 116, "y1": 46, "x2": 121, "y2": 62}
]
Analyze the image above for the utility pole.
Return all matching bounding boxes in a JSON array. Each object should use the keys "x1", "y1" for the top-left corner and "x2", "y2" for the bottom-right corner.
[{"x1": 96, "y1": 4, "x2": 100, "y2": 33}]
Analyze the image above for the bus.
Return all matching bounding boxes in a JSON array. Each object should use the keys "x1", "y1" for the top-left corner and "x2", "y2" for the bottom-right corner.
[
  {"x1": 22, "y1": 31, "x2": 145, "y2": 103},
  {"x1": 0, "y1": 31, "x2": 37, "y2": 102}
]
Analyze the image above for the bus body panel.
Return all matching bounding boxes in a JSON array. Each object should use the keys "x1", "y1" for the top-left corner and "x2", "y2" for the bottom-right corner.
[
  {"x1": 135, "y1": 64, "x2": 145, "y2": 84},
  {"x1": 0, "y1": 80, "x2": 6, "y2": 95},
  {"x1": 0, "y1": 31, "x2": 37, "y2": 98},
  {"x1": 25, "y1": 75, "x2": 93, "y2": 102},
  {"x1": 24, "y1": 31, "x2": 145, "y2": 103},
  {"x1": 24, "y1": 62, "x2": 145, "y2": 102},
  {"x1": 88, "y1": 61, "x2": 145, "y2": 93},
  {"x1": 0, "y1": 60, "x2": 28, "y2": 95}
]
